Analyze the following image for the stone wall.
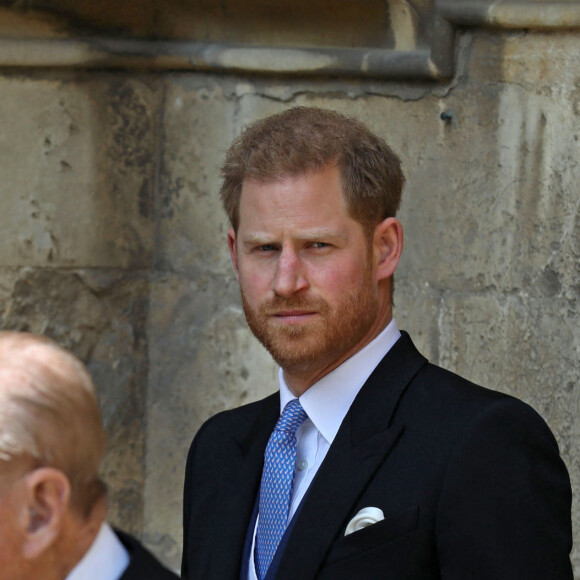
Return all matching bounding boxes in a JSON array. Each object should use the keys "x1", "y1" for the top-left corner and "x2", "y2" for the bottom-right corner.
[{"x1": 0, "y1": 2, "x2": 578, "y2": 575}]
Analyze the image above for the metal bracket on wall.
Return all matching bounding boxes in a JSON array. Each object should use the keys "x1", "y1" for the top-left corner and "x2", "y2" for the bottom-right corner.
[{"x1": 0, "y1": 1, "x2": 579, "y2": 79}]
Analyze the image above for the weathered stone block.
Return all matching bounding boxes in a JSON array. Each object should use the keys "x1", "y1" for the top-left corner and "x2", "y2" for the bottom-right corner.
[
  {"x1": 156, "y1": 77, "x2": 236, "y2": 277},
  {"x1": 0, "y1": 76, "x2": 160, "y2": 268}
]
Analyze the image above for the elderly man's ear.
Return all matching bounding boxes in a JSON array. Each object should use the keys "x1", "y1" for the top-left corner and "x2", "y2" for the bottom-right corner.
[{"x1": 20, "y1": 467, "x2": 71, "y2": 559}]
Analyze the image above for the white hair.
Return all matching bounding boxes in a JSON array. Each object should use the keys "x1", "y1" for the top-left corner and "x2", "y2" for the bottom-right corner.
[{"x1": 0, "y1": 332, "x2": 106, "y2": 515}]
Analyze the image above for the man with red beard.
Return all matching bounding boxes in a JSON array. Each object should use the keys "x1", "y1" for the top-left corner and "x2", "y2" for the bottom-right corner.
[{"x1": 181, "y1": 107, "x2": 572, "y2": 580}]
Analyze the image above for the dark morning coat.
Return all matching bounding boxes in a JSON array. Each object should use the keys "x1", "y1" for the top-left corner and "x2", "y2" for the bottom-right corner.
[
  {"x1": 116, "y1": 530, "x2": 179, "y2": 580},
  {"x1": 181, "y1": 332, "x2": 573, "y2": 579}
]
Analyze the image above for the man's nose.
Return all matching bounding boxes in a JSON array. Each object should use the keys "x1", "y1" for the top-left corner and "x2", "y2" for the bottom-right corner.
[{"x1": 272, "y1": 248, "x2": 309, "y2": 297}]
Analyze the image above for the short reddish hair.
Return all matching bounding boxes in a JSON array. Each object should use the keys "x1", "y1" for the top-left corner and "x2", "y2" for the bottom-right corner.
[{"x1": 220, "y1": 107, "x2": 405, "y2": 235}]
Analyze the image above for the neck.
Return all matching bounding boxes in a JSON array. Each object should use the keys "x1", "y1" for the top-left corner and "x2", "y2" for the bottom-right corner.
[
  {"x1": 55, "y1": 497, "x2": 107, "y2": 579},
  {"x1": 283, "y1": 307, "x2": 392, "y2": 396}
]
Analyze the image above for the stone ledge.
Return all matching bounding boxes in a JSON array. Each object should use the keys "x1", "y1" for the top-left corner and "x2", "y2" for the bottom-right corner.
[
  {"x1": 0, "y1": 1, "x2": 578, "y2": 78},
  {"x1": 0, "y1": 39, "x2": 448, "y2": 79}
]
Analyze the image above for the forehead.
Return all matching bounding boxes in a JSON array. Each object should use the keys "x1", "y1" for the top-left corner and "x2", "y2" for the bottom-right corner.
[{"x1": 238, "y1": 165, "x2": 350, "y2": 226}]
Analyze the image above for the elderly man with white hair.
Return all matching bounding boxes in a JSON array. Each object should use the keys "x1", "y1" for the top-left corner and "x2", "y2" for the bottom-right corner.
[{"x1": 0, "y1": 330, "x2": 178, "y2": 580}]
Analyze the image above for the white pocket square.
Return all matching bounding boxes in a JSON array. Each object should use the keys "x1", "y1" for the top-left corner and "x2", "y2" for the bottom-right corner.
[{"x1": 344, "y1": 507, "x2": 385, "y2": 536}]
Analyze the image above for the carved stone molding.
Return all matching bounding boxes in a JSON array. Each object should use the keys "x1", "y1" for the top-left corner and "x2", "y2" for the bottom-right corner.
[{"x1": 0, "y1": 1, "x2": 578, "y2": 78}]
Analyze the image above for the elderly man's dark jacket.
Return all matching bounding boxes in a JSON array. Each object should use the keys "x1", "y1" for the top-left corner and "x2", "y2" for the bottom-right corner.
[
  {"x1": 181, "y1": 332, "x2": 573, "y2": 579},
  {"x1": 116, "y1": 530, "x2": 179, "y2": 580}
]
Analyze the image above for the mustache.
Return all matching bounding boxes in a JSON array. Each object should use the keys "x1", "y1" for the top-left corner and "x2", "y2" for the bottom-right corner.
[{"x1": 258, "y1": 296, "x2": 327, "y2": 314}]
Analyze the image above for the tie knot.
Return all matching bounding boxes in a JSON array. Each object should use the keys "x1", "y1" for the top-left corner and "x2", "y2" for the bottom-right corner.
[{"x1": 275, "y1": 399, "x2": 308, "y2": 434}]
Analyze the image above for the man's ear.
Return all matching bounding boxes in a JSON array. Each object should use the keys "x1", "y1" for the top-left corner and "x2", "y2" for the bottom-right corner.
[
  {"x1": 373, "y1": 217, "x2": 403, "y2": 281},
  {"x1": 20, "y1": 467, "x2": 70, "y2": 560},
  {"x1": 227, "y1": 228, "x2": 240, "y2": 281}
]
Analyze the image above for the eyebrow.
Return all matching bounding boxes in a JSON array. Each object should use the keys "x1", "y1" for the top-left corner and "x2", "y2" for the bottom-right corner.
[{"x1": 240, "y1": 229, "x2": 348, "y2": 246}]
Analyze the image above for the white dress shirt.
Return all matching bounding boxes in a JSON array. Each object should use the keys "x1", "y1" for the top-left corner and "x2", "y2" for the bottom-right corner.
[
  {"x1": 66, "y1": 523, "x2": 130, "y2": 580},
  {"x1": 248, "y1": 319, "x2": 401, "y2": 580}
]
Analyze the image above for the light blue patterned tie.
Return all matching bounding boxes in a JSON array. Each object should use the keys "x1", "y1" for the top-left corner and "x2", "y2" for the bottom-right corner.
[{"x1": 256, "y1": 399, "x2": 308, "y2": 580}]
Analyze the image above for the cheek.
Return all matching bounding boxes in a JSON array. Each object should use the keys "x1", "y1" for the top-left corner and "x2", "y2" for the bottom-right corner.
[
  {"x1": 239, "y1": 268, "x2": 270, "y2": 302},
  {"x1": 311, "y1": 260, "x2": 366, "y2": 296}
]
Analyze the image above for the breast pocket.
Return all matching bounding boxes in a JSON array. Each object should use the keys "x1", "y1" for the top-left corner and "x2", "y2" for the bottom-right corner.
[{"x1": 324, "y1": 505, "x2": 419, "y2": 566}]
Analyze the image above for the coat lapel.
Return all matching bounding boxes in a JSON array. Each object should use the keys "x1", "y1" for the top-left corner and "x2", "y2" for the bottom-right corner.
[
  {"x1": 208, "y1": 394, "x2": 279, "y2": 579},
  {"x1": 274, "y1": 332, "x2": 427, "y2": 580}
]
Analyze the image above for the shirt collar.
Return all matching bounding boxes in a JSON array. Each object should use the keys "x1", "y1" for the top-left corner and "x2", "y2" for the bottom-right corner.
[
  {"x1": 66, "y1": 523, "x2": 130, "y2": 580},
  {"x1": 279, "y1": 318, "x2": 401, "y2": 444}
]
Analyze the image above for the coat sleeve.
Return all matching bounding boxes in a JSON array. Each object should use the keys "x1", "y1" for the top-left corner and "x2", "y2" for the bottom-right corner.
[
  {"x1": 181, "y1": 417, "x2": 214, "y2": 580},
  {"x1": 436, "y1": 397, "x2": 573, "y2": 579}
]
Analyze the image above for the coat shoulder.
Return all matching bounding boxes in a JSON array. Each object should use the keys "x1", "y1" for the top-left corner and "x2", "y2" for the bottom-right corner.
[
  {"x1": 412, "y1": 360, "x2": 548, "y2": 425},
  {"x1": 186, "y1": 392, "x2": 278, "y2": 458}
]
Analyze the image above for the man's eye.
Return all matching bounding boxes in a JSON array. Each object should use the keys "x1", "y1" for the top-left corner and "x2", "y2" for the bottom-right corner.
[
  {"x1": 311, "y1": 242, "x2": 329, "y2": 248},
  {"x1": 258, "y1": 244, "x2": 277, "y2": 252}
]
